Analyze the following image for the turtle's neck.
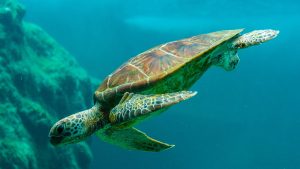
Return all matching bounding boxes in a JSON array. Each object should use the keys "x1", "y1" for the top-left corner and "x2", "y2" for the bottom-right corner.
[{"x1": 81, "y1": 103, "x2": 107, "y2": 135}]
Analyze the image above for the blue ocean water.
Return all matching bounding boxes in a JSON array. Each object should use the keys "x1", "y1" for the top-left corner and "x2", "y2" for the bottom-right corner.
[{"x1": 21, "y1": 0, "x2": 300, "y2": 169}]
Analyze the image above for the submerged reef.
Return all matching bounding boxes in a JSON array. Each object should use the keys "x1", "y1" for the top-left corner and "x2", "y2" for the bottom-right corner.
[{"x1": 0, "y1": 0, "x2": 96, "y2": 168}]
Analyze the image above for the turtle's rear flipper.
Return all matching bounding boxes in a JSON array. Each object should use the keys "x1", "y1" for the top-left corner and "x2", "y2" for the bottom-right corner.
[
  {"x1": 233, "y1": 29, "x2": 279, "y2": 49},
  {"x1": 96, "y1": 127, "x2": 174, "y2": 152},
  {"x1": 109, "y1": 91, "x2": 197, "y2": 125}
]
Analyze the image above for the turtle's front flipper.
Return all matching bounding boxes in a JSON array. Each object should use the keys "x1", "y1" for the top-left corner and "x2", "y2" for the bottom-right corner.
[
  {"x1": 96, "y1": 127, "x2": 174, "y2": 152},
  {"x1": 109, "y1": 91, "x2": 197, "y2": 125},
  {"x1": 96, "y1": 91, "x2": 196, "y2": 152}
]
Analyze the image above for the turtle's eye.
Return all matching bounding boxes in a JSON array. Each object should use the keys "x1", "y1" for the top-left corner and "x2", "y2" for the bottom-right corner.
[{"x1": 57, "y1": 124, "x2": 64, "y2": 134}]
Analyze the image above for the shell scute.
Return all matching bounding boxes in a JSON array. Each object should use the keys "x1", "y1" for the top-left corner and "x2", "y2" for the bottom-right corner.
[
  {"x1": 130, "y1": 48, "x2": 186, "y2": 77},
  {"x1": 108, "y1": 64, "x2": 148, "y2": 89},
  {"x1": 161, "y1": 40, "x2": 208, "y2": 59}
]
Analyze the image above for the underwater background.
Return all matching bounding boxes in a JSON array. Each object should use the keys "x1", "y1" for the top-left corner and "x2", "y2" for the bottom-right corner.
[{"x1": 1, "y1": 0, "x2": 299, "y2": 168}]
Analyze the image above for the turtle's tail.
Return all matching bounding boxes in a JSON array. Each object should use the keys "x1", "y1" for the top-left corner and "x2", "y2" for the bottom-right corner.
[{"x1": 232, "y1": 29, "x2": 279, "y2": 49}]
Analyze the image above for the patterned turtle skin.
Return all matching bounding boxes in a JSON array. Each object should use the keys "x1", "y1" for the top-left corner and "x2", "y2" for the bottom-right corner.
[
  {"x1": 109, "y1": 91, "x2": 197, "y2": 125},
  {"x1": 49, "y1": 29, "x2": 279, "y2": 152}
]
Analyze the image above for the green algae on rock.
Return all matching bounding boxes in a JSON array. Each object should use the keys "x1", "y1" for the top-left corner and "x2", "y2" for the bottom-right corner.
[{"x1": 0, "y1": 0, "x2": 95, "y2": 168}]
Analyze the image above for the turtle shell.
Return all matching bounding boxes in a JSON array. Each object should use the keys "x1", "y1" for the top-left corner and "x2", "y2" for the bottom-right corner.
[{"x1": 95, "y1": 29, "x2": 243, "y2": 109}]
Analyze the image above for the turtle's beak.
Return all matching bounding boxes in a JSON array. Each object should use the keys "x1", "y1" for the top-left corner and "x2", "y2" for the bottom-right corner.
[
  {"x1": 49, "y1": 136, "x2": 63, "y2": 146},
  {"x1": 49, "y1": 127, "x2": 63, "y2": 146},
  {"x1": 49, "y1": 121, "x2": 66, "y2": 146}
]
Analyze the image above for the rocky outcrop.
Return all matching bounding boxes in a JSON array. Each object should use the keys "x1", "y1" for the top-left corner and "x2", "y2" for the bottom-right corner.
[{"x1": 0, "y1": 0, "x2": 96, "y2": 168}]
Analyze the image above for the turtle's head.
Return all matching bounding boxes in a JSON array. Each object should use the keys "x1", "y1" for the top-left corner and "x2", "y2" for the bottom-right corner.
[
  {"x1": 49, "y1": 105, "x2": 103, "y2": 146},
  {"x1": 49, "y1": 114, "x2": 87, "y2": 146}
]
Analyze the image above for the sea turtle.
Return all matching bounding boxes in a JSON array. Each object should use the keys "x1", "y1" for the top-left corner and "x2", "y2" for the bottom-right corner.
[{"x1": 49, "y1": 29, "x2": 279, "y2": 152}]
